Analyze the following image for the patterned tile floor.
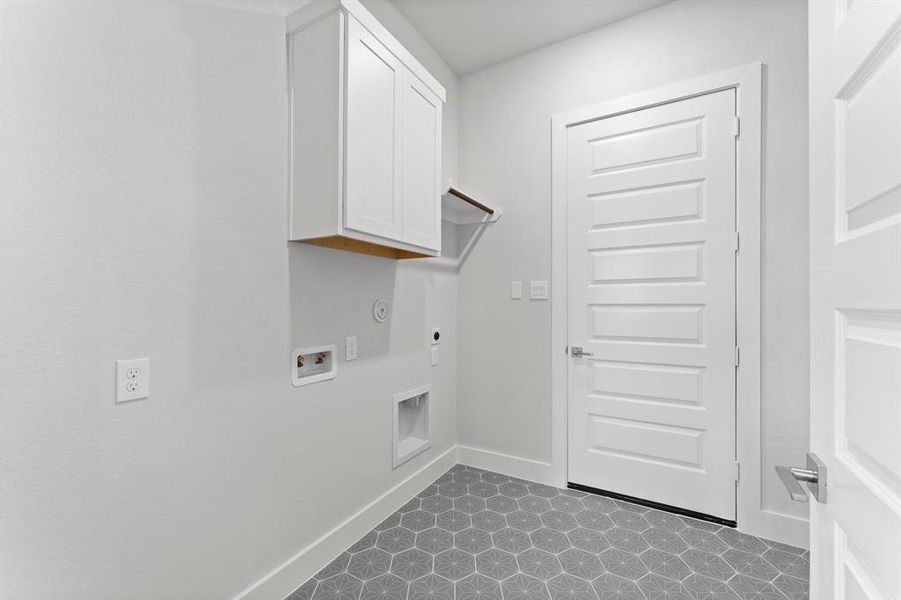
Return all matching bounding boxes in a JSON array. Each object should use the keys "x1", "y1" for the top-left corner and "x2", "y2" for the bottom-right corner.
[{"x1": 286, "y1": 465, "x2": 809, "y2": 600}]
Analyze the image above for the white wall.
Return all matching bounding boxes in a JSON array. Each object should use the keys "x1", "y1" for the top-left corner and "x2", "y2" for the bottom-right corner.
[
  {"x1": 456, "y1": 0, "x2": 809, "y2": 542},
  {"x1": 0, "y1": 1, "x2": 459, "y2": 599}
]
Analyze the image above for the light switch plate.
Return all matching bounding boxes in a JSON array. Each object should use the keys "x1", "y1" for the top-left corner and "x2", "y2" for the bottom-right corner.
[
  {"x1": 116, "y1": 358, "x2": 149, "y2": 403},
  {"x1": 430, "y1": 346, "x2": 439, "y2": 366},
  {"x1": 345, "y1": 336, "x2": 358, "y2": 361},
  {"x1": 530, "y1": 280, "x2": 549, "y2": 300},
  {"x1": 511, "y1": 281, "x2": 522, "y2": 300}
]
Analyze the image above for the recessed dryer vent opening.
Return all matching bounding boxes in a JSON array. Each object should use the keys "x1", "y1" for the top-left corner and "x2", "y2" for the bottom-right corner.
[{"x1": 393, "y1": 385, "x2": 431, "y2": 468}]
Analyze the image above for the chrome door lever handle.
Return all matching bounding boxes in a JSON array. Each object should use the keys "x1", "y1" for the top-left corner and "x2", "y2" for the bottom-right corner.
[
  {"x1": 570, "y1": 346, "x2": 593, "y2": 357},
  {"x1": 776, "y1": 452, "x2": 827, "y2": 503}
]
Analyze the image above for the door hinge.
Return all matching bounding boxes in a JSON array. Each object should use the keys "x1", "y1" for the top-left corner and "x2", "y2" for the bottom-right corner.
[
  {"x1": 734, "y1": 346, "x2": 740, "y2": 366},
  {"x1": 731, "y1": 116, "x2": 740, "y2": 137},
  {"x1": 733, "y1": 231, "x2": 740, "y2": 253},
  {"x1": 734, "y1": 461, "x2": 741, "y2": 481}
]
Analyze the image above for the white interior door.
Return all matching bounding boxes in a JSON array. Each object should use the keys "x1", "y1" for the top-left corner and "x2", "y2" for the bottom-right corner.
[
  {"x1": 567, "y1": 89, "x2": 738, "y2": 521},
  {"x1": 808, "y1": 1, "x2": 901, "y2": 598}
]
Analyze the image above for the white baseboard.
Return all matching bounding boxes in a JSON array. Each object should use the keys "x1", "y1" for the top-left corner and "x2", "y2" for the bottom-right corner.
[
  {"x1": 455, "y1": 445, "x2": 557, "y2": 487},
  {"x1": 233, "y1": 446, "x2": 457, "y2": 600},
  {"x1": 740, "y1": 508, "x2": 809, "y2": 549}
]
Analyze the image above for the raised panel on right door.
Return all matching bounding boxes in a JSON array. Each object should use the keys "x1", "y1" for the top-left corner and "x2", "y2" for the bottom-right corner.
[{"x1": 401, "y1": 70, "x2": 441, "y2": 251}]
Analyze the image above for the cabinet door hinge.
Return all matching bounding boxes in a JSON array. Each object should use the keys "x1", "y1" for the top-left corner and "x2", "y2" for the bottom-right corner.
[
  {"x1": 731, "y1": 116, "x2": 740, "y2": 137},
  {"x1": 734, "y1": 461, "x2": 741, "y2": 481},
  {"x1": 733, "y1": 231, "x2": 740, "y2": 253},
  {"x1": 734, "y1": 346, "x2": 740, "y2": 366}
]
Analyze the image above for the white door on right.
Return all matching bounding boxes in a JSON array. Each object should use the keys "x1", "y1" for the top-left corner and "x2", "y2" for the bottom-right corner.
[
  {"x1": 567, "y1": 89, "x2": 737, "y2": 521},
  {"x1": 808, "y1": 1, "x2": 901, "y2": 599}
]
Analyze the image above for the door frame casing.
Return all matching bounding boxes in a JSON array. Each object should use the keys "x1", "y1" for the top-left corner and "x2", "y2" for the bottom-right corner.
[{"x1": 550, "y1": 63, "x2": 804, "y2": 546}]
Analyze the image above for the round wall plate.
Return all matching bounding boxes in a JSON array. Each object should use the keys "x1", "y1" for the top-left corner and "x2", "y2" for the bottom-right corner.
[{"x1": 373, "y1": 298, "x2": 390, "y2": 322}]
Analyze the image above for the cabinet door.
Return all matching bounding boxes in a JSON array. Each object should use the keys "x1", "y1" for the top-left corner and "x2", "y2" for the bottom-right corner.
[
  {"x1": 344, "y1": 17, "x2": 403, "y2": 240},
  {"x1": 401, "y1": 70, "x2": 442, "y2": 252}
]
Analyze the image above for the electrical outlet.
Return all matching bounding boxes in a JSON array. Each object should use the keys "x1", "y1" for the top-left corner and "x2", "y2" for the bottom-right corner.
[
  {"x1": 345, "y1": 336, "x2": 358, "y2": 361},
  {"x1": 530, "y1": 280, "x2": 549, "y2": 300},
  {"x1": 430, "y1": 346, "x2": 439, "y2": 367},
  {"x1": 116, "y1": 358, "x2": 149, "y2": 403}
]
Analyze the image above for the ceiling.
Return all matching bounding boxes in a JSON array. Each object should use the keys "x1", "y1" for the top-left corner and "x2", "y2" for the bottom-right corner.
[{"x1": 391, "y1": 0, "x2": 670, "y2": 74}]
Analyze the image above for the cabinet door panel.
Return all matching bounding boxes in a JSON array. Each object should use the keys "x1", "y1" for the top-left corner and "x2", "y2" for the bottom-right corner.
[
  {"x1": 402, "y1": 71, "x2": 442, "y2": 251},
  {"x1": 345, "y1": 17, "x2": 403, "y2": 239}
]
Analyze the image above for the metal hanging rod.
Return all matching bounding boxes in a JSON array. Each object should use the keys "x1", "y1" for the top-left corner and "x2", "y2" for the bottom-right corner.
[{"x1": 446, "y1": 187, "x2": 495, "y2": 215}]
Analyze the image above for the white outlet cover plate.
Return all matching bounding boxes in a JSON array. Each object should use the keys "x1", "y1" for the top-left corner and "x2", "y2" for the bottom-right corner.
[
  {"x1": 430, "y1": 327, "x2": 441, "y2": 345},
  {"x1": 116, "y1": 358, "x2": 149, "y2": 403},
  {"x1": 345, "y1": 336, "x2": 358, "y2": 361}
]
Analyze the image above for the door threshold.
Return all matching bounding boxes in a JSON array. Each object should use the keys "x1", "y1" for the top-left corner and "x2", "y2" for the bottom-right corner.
[{"x1": 567, "y1": 482, "x2": 737, "y2": 528}]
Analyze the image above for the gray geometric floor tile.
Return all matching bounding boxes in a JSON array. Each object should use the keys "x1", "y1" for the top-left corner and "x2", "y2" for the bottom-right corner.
[
  {"x1": 727, "y1": 574, "x2": 787, "y2": 600},
  {"x1": 375, "y1": 527, "x2": 415, "y2": 554},
  {"x1": 456, "y1": 471, "x2": 483, "y2": 485},
  {"x1": 762, "y1": 548, "x2": 809, "y2": 580},
  {"x1": 421, "y1": 494, "x2": 454, "y2": 514},
  {"x1": 486, "y1": 495, "x2": 520, "y2": 514},
  {"x1": 605, "y1": 527, "x2": 650, "y2": 554},
  {"x1": 502, "y1": 573, "x2": 552, "y2": 600},
  {"x1": 390, "y1": 548, "x2": 432, "y2": 580},
  {"x1": 682, "y1": 573, "x2": 740, "y2": 600},
  {"x1": 457, "y1": 573, "x2": 503, "y2": 600},
  {"x1": 437, "y1": 510, "x2": 472, "y2": 533},
  {"x1": 558, "y1": 548, "x2": 605, "y2": 581},
  {"x1": 581, "y1": 495, "x2": 618, "y2": 513},
  {"x1": 482, "y1": 471, "x2": 511, "y2": 485},
  {"x1": 599, "y1": 548, "x2": 650, "y2": 580},
  {"x1": 643, "y1": 528, "x2": 689, "y2": 554},
  {"x1": 455, "y1": 527, "x2": 493, "y2": 554},
  {"x1": 499, "y1": 482, "x2": 531, "y2": 498},
  {"x1": 772, "y1": 574, "x2": 808, "y2": 600},
  {"x1": 402, "y1": 509, "x2": 437, "y2": 532},
  {"x1": 283, "y1": 466, "x2": 807, "y2": 600},
  {"x1": 573, "y1": 510, "x2": 614, "y2": 532},
  {"x1": 717, "y1": 528, "x2": 769, "y2": 555},
  {"x1": 551, "y1": 495, "x2": 586, "y2": 514},
  {"x1": 375, "y1": 513, "x2": 401, "y2": 531},
  {"x1": 470, "y1": 482, "x2": 500, "y2": 498},
  {"x1": 316, "y1": 553, "x2": 350, "y2": 579},
  {"x1": 520, "y1": 496, "x2": 554, "y2": 514},
  {"x1": 476, "y1": 547, "x2": 518, "y2": 580},
  {"x1": 409, "y1": 574, "x2": 454, "y2": 600},
  {"x1": 434, "y1": 547, "x2": 476, "y2": 581},
  {"x1": 609, "y1": 510, "x2": 651, "y2": 533},
  {"x1": 639, "y1": 548, "x2": 692, "y2": 581},
  {"x1": 517, "y1": 548, "x2": 563, "y2": 580},
  {"x1": 721, "y1": 548, "x2": 780, "y2": 582},
  {"x1": 567, "y1": 527, "x2": 609, "y2": 553},
  {"x1": 680, "y1": 548, "x2": 736, "y2": 581},
  {"x1": 359, "y1": 573, "x2": 408, "y2": 600},
  {"x1": 348, "y1": 530, "x2": 378, "y2": 554},
  {"x1": 347, "y1": 547, "x2": 391, "y2": 580},
  {"x1": 493, "y1": 527, "x2": 533, "y2": 554},
  {"x1": 591, "y1": 573, "x2": 644, "y2": 600},
  {"x1": 529, "y1": 484, "x2": 561, "y2": 499},
  {"x1": 508, "y1": 510, "x2": 545, "y2": 533},
  {"x1": 546, "y1": 573, "x2": 599, "y2": 600},
  {"x1": 635, "y1": 573, "x2": 691, "y2": 600},
  {"x1": 312, "y1": 573, "x2": 363, "y2": 600},
  {"x1": 531, "y1": 527, "x2": 572, "y2": 553},
  {"x1": 286, "y1": 578, "x2": 318, "y2": 600},
  {"x1": 416, "y1": 527, "x2": 453, "y2": 554},
  {"x1": 644, "y1": 511, "x2": 687, "y2": 533},
  {"x1": 541, "y1": 510, "x2": 579, "y2": 533},
  {"x1": 472, "y1": 509, "x2": 507, "y2": 532},
  {"x1": 678, "y1": 527, "x2": 729, "y2": 555}
]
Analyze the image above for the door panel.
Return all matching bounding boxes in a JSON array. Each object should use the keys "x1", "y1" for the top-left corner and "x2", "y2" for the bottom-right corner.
[
  {"x1": 345, "y1": 17, "x2": 403, "y2": 239},
  {"x1": 567, "y1": 89, "x2": 737, "y2": 520},
  {"x1": 809, "y1": 1, "x2": 901, "y2": 598},
  {"x1": 401, "y1": 71, "x2": 441, "y2": 251}
]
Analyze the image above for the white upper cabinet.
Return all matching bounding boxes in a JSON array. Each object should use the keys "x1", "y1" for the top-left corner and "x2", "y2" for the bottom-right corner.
[{"x1": 287, "y1": 0, "x2": 445, "y2": 259}]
